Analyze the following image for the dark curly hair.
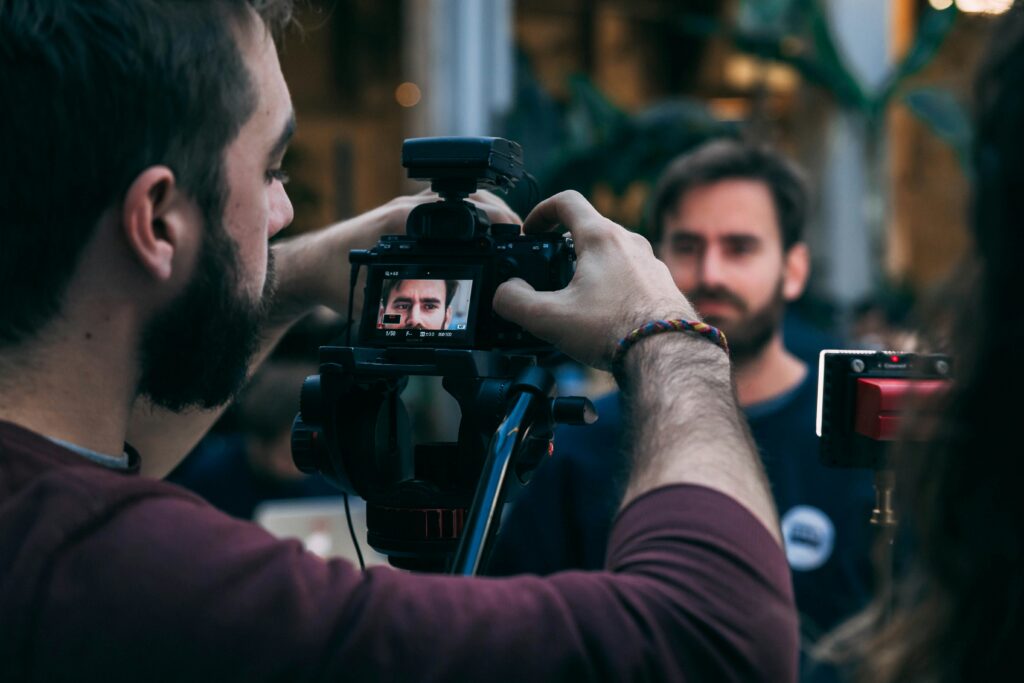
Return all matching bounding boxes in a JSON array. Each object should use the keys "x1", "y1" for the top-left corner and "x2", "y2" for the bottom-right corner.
[{"x1": 0, "y1": 0, "x2": 293, "y2": 346}]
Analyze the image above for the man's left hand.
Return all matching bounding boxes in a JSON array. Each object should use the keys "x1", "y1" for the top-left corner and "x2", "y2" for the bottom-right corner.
[{"x1": 271, "y1": 189, "x2": 520, "y2": 322}]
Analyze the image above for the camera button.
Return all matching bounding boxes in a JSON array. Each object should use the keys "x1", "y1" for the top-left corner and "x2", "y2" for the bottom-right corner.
[
  {"x1": 498, "y1": 257, "x2": 518, "y2": 279},
  {"x1": 490, "y1": 223, "x2": 520, "y2": 240}
]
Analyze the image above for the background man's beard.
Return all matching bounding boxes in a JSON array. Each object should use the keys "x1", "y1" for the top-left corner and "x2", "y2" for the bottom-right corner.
[
  {"x1": 693, "y1": 281, "x2": 785, "y2": 365},
  {"x1": 137, "y1": 223, "x2": 276, "y2": 412}
]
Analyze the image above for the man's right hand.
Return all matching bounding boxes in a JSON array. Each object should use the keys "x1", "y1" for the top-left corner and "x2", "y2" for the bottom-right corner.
[
  {"x1": 493, "y1": 191, "x2": 700, "y2": 370},
  {"x1": 494, "y1": 190, "x2": 781, "y2": 543}
]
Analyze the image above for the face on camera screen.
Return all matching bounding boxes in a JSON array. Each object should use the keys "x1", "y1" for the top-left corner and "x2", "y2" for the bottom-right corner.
[{"x1": 377, "y1": 278, "x2": 474, "y2": 332}]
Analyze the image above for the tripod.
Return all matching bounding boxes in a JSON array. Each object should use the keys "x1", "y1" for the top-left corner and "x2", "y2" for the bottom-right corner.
[{"x1": 292, "y1": 346, "x2": 595, "y2": 574}]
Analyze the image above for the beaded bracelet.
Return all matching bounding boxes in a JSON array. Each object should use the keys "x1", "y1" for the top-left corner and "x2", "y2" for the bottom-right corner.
[{"x1": 612, "y1": 319, "x2": 729, "y2": 375}]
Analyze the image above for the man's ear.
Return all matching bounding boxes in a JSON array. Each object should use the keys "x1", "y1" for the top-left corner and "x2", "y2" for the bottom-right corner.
[
  {"x1": 121, "y1": 166, "x2": 191, "y2": 282},
  {"x1": 782, "y1": 242, "x2": 810, "y2": 302}
]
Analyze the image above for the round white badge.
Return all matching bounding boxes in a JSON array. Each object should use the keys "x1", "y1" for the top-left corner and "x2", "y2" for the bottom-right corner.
[{"x1": 781, "y1": 505, "x2": 835, "y2": 571}]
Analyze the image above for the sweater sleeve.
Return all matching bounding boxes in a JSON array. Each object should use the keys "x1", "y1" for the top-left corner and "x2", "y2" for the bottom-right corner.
[{"x1": 32, "y1": 483, "x2": 797, "y2": 682}]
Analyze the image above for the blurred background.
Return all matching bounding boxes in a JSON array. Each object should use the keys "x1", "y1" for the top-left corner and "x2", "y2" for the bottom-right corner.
[
  {"x1": 173, "y1": 0, "x2": 1005, "y2": 536},
  {"x1": 277, "y1": 0, "x2": 1000, "y2": 333}
]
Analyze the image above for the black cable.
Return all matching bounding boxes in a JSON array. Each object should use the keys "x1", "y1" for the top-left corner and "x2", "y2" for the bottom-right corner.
[
  {"x1": 342, "y1": 493, "x2": 366, "y2": 571},
  {"x1": 339, "y1": 259, "x2": 366, "y2": 570}
]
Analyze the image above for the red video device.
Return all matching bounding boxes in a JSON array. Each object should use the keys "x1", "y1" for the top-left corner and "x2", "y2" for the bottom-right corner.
[{"x1": 816, "y1": 351, "x2": 951, "y2": 469}]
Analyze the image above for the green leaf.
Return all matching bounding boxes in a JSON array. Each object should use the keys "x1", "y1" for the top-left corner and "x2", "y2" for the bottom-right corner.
[
  {"x1": 671, "y1": 12, "x2": 723, "y2": 38},
  {"x1": 563, "y1": 74, "x2": 629, "y2": 146},
  {"x1": 729, "y1": 0, "x2": 867, "y2": 111},
  {"x1": 875, "y1": 5, "x2": 959, "y2": 111},
  {"x1": 538, "y1": 95, "x2": 735, "y2": 200},
  {"x1": 902, "y1": 87, "x2": 973, "y2": 169},
  {"x1": 804, "y1": 0, "x2": 869, "y2": 111},
  {"x1": 737, "y1": 0, "x2": 804, "y2": 34}
]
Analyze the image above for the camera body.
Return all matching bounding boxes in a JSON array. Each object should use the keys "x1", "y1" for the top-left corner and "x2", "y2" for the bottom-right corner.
[
  {"x1": 352, "y1": 136, "x2": 574, "y2": 350},
  {"x1": 354, "y1": 231, "x2": 573, "y2": 349}
]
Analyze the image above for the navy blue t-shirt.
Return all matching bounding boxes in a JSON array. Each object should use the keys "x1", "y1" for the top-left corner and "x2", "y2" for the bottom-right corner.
[{"x1": 488, "y1": 368, "x2": 876, "y2": 673}]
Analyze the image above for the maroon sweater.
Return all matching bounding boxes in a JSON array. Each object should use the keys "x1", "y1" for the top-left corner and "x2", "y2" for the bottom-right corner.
[{"x1": 0, "y1": 420, "x2": 797, "y2": 682}]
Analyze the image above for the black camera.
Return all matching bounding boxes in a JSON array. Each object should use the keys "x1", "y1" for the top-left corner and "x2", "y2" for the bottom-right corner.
[
  {"x1": 292, "y1": 137, "x2": 595, "y2": 575},
  {"x1": 352, "y1": 136, "x2": 574, "y2": 350}
]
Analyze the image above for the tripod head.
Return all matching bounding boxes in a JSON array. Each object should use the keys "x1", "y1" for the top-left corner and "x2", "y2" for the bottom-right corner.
[{"x1": 291, "y1": 347, "x2": 595, "y2": 572}]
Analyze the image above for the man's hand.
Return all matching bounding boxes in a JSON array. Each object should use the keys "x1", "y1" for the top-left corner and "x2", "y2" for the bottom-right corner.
[
  {"x1": 271, "y1": 190, "x2": 520, "y2": 324},
  {"x1": 493, "y1": 190, "x2": 781, "y2": 543},
  {"x1": 494, "y1": 191, "x2": 698, "y2": 369}
]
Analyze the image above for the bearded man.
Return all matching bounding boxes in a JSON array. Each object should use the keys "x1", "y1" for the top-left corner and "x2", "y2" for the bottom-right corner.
[
  {"x1": 489, "y1": 140, "x2": 876, "y2": 681},
  {"x1": 0, "y1": 4, "x2": 799, "y2": 678}
]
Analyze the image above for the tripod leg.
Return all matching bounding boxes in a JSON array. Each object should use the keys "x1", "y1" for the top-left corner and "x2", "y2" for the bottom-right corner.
[{"x1": 450, "y1": 391, "x2": 538, "y2": 576}]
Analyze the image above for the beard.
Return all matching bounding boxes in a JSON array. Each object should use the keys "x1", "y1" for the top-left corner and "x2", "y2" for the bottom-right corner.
[
  {"x1": 690, "y1": 280, "x2": 785, "y2": 365},
  {"x1": 137, "y1": 217, "x2": 276, "y2": 412}
]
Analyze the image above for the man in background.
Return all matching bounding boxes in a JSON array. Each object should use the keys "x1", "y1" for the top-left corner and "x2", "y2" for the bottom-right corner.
[{"x1": 490, "y1": 140, "x2": 876, "y2": 677}]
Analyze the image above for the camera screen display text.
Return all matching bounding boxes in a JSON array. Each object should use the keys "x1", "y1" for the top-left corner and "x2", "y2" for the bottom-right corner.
[{"x1": 361, "y1": 265, "x2": 481, "y2": 347}]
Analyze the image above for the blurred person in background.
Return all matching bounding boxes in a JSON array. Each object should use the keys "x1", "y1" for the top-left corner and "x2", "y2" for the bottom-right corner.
[
  {"x1": 168, "y1": 311, "x2": 341, "y2": 518},
  {"x1": 168, "y1": 356, "x2": 336, "y2": 519},
  {"x1": 490, "y1": 140, "x2": 875, "y2": 681}
]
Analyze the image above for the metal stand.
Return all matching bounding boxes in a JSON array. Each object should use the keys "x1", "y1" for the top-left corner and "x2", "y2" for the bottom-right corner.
[
  {"x1": 293, "y1": 347, "x2": 595, "y2": 574},
  {"x1": 451, "y1": 370, "x2": 551, "y2": 575}
]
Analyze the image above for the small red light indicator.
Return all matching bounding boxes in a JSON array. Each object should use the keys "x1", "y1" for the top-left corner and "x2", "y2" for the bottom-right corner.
[{"x1": 891, "y1": 355, "x2": 900, "y2": 363}]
